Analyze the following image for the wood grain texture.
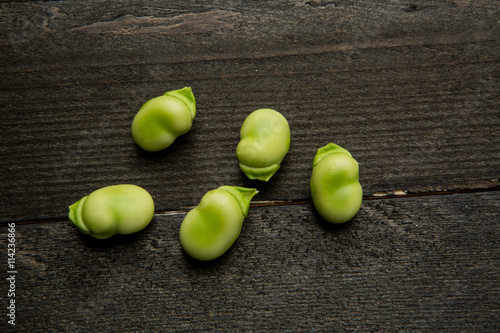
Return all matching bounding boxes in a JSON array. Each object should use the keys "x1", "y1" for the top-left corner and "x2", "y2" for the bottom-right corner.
[
  {"x1": 1, "y1": 192, "x2": 498, "y2": 331},
  {"x1": 1, "y1": 1, "x2": 499, "y2": 222},
  {"x1": 1, "y1": 2, "x2": 499, "y2": 332}
]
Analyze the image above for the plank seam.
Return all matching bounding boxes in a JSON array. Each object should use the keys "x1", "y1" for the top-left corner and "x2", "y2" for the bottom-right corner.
[{"x1": 3, "y1": 186, "x2": 499, "y2": 225}]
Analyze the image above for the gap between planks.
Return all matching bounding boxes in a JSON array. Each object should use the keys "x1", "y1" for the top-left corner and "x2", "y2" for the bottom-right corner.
[{"x1": 5, "y1": 186, "x2": 499, "y2": 226}]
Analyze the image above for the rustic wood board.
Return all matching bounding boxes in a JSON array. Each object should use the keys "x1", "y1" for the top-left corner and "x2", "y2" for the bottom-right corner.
[
  {"x1": 1, "y1": 0, "x2": 499, "y2": 221},
  {"x1": 1, "y1": 192, "x2": 499, "y2": 331},
  {"x1": 0, "y1": 1, "x2": 499, "y2": 331}
]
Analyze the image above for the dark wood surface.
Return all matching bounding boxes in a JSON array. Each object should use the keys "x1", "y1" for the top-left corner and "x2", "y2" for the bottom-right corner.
[{"x1": 1, "y1": 1, "x2": 499, "y2": 331}]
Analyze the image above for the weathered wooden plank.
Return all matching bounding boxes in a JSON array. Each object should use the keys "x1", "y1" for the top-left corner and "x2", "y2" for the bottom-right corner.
[
  {"x1": 1, "y1": 1, "x2": 499, "y2": 222},
  {"x1": 1, "y1": 191, "x2": 498, "y2": 331}
]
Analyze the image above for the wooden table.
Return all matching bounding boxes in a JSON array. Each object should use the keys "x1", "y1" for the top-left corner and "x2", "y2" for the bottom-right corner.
[{"x1": 1, "y1": 1, "x2": 499, "y2": 331}]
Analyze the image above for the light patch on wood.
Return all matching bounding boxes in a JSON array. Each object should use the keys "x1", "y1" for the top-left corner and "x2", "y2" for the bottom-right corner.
[
  {"x1": 70, "y1": 10, "x2": 240, "y2": 35},
  {"x1": 393, "y1": 190, "x2": 408, "y2": 196},
  {"x1": 372, "y1": 190, "x2": 408, "y2": 197}
]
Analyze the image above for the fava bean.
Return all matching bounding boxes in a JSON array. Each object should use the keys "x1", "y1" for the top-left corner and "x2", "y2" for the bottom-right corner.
[
  {"x1": 179, "y1": 186, "x2": 258, "y2": 261},
  {"x1": 131, "y1": 87, "x2": 196, "y2": 151},
  {"x1": 310, "y1": 143, "x2": 362, "y2": 223},
  {"x1": 68, "y1": 184, "x2": 155, "y2": 239},
  {"x1": 236, "y1": 109, "x2": 290, "y2": 181}
]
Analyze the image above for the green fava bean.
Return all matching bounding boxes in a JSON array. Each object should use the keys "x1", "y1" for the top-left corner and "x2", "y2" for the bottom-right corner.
[
  {"x1": 310, "y1": 143, "x2": 362, "y2": 224},
  {"x1": 68, "y1": 184, "x2": 155, "y2": 239},
  {"x1": 179, "y1": 186, "x2": 258, "y2": 261},
  {"x1": 131, "y1": 87, "x2": 196, "y2": 152},
  {"x1": 236, "y1": 108, "x2": 290, "y2": 181}
]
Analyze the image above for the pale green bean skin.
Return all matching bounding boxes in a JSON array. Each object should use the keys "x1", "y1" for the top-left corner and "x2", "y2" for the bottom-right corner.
[
  {"x1": 310, "y1": 143, "x2": 362, "y2": 224},
  {"x1": 236, "y1": 109, "x2": 290, "y2": 181},
  {"x1": 131, "y1": 87, "x2": 196, "y2": 152},
  {"x1": 68, "y1": 184, "x2": 155, "y2": 239},
  {"x1": 179, "y1": 186, "x2": 258, "y2": 261}
]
